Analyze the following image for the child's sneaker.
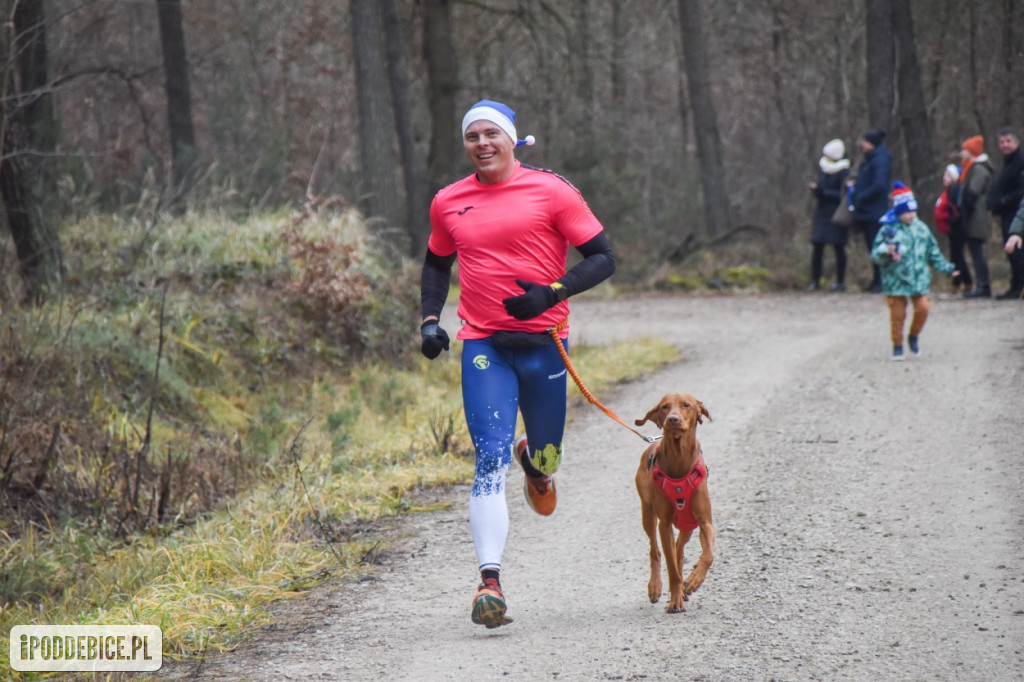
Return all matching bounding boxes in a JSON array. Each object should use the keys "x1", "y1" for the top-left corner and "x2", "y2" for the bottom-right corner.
[
  {"x1": 891, "y1": 346, "x2": 904, "y2": 361},
  {"x1": 515, "y1": 435, "x2": 557, "y2": 516},
  {"x1": 907, "y1": 335, "x2": 920, "y2": 356},
  {"x1": 471, "y1": 577, "x2": 513, "y2": 628}
]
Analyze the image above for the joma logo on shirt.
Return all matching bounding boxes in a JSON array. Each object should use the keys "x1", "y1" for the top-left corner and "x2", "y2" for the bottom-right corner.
[{"x1": 458, "y1": 206, "x2": 474, "y2": 215}]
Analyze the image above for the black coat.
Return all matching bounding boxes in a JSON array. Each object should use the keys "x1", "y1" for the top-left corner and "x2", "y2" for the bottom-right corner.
[
  {"x1": 987, "y1": 148, "x2": 1024, "y2": 230},
  {"x1": 810, "y1": 165, "x2": 850, "y2": 245},
  {"x1": 850, "y1": 144, "x2": 893, "y2": 222}
]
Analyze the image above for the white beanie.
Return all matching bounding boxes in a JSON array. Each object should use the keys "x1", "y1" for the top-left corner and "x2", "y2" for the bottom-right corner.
[
  {"x1": 461, "y1": 99, "x2": 535, "y2": 147},
  {"x1": 944, "y1": 164, "x2": 960, "y2": 182},
  {"x1": 822, "y1": 138, "x2": 845, "y2": 161}
]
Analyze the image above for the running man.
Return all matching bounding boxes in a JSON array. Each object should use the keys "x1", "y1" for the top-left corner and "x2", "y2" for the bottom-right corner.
[{"x1": 419, "y1": 99, "x2": 615, "y2": 628}]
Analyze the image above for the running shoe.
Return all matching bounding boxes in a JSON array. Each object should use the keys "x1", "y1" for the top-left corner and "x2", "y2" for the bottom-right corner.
[
  {"x1": 907, "y1": 335, "x2": 920, "y2": 356},
  {"x1": 471, "y1": 577, "x2": 513, "y2": 628},
  {"x1": 515, "y1": 435, "x2": 557, "y2": 516}
]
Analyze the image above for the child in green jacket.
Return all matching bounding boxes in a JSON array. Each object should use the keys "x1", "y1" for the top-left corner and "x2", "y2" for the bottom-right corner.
[{"x1": 871, "y1": 183, "x2": 959, "y2": 360}]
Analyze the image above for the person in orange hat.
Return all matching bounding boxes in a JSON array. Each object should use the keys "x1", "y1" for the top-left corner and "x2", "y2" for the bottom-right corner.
[{"x1": 956, "y1": 135, "x2": 995, "y2": 298}]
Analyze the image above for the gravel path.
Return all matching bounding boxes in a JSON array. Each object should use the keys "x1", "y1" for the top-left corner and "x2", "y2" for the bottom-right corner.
[{"x1": 172, "y1": 292, "x2": 1024, "y2": 682}]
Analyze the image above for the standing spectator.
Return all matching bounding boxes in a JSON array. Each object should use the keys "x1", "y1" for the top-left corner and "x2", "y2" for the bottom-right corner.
[
  {"x1": 957, "y1": 135, "x2": 996, "y2": 298},
  {"x1": 807, "y1": 138, "x2": 851, "y2": 291},
  {"x1": 418, "y1": 99, "x2": 615, "y2": 628},
  {"x1": 933, "y1": 164, "x2": 961, "y2": 236},
  {"x1": 871, "y1": 183, "x2": 958, "y2": 361},
  {"x1": 934, "y1": 164, "x2": 968, "y2": 292},
  {"x1": 986, "y1": 127, "x2": 1024, "y2": 299},
  {"x1": 849, "y1": 128, "x2": 893, "y2": 292}
]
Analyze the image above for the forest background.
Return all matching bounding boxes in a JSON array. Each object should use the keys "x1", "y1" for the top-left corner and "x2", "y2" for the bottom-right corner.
[
  {"x1": 2, "y1": 0, "x2": 1022, "y2": 296},
  {"x1": 0, "y1": 0, "x2": 1021, "y2": 670}
]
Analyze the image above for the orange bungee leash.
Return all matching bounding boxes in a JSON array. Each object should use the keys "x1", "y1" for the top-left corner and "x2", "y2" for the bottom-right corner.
[{"x1": 547, "y1": 318, "x2": 660, "y2": 444}]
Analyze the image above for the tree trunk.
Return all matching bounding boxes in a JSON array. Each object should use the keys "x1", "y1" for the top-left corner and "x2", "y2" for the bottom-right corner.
[
  {"x1": 381, "y1": 0, "x2": 427, "y2": 257},
  {"x1": 572, "y1": 1, "x2": 594, "y2": 142},
  {"x1": 0, "y1": 0, "x2": 64, "y2": 304},
  {"x1": 865, "y1": 0, "x2": 895, "y2": 135},
  {"x1": 422, "y1": 0, "x2": 458, "y2": 199},
  {"x1": 154, "y1": 0, "x2": 196, "y2": 206},
  {"x1": 609, "y1": 0, "x2": 626, "y2": 167},
  {"x1": 350, "y1": 0, "x2": 402, "y2": 237},
  {"x1": 999, "y1": 0, "x2": 1016, "y2": 125},
  {"x1": 155, "y1": 0, "x2": 196, "y2": 210},
  {"x1": 676, "y1": 0, "x2": 730, "y2": 238},
  {"x1": 893, "y1": 0, "x2": 936, "y2": 207}
]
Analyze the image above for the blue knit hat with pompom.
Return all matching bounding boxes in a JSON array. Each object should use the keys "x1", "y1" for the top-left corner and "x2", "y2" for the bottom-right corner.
[{"x1": 461, "y1": 100, "x2": 536, "y2": 147}]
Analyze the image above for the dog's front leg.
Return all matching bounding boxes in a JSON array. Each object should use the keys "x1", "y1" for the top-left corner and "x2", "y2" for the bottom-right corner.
[
  {"x1": 641, "y1": 504, "x2": 662, "y2": 602},
  {"x1": 684, "y1": 486, "x2": 714, "y2": 596},
  {"x1": 683, "y1": 521, "x2": 714, "y2": 596},
  {"x1": 659, "y1": 522, "x2": 685, "y2": 613}
]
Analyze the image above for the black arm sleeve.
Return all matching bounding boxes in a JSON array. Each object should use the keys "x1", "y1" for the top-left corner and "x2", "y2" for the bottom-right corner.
[
  {"x1": 554, "y1": 232, "x2": 615, "y2": 300},
  {"x1": 420, "y1": 248, "x2": 456, "y2": 320}
]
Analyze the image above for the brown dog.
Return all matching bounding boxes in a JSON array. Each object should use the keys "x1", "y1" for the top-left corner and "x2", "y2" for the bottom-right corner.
[{"x1": 634, "y1": 392, "x2": 714, "y2": 613}]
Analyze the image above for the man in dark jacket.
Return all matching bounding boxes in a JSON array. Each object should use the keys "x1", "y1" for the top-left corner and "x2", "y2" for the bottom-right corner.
[
  {"x1": 849, "y1": 128, "x2": 893, "y2": 292},
  {"x1": 986, "y1": 127, "x2": 1024, "y2": 299}
]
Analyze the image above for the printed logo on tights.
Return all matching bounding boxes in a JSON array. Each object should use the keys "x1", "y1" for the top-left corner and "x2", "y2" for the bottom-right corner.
[
  {"x1": 472, "y1": 354, "x2": 490, "y2": 370},
  {"x1": 458, "y1": 206, "x2": 474, "y2": 215}
]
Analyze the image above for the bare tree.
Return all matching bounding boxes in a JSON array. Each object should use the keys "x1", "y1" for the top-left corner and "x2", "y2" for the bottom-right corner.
[
  {"x1": 155, "y1": 0, "x2": 196, "y2": 210},
  {"x1": 0, "y1": 0, "x2": 64, "y2": 304},
  {"x1": 997, "y1": 0, "x2": 1017, "y2": 124},
  {"x1": 858, "y1": 0, "x2": 936, "y2": 209},
  {"x1": 423, "y1": 0, "x2": 457, "y2": 197},
  {"x1": 350, "y1": 0, "x2": 402, "y2": 238},
  {"x1": 15, "y1": 0, "x2": 1024, "y2": 275},
  {"x1": 676, "y1": 0, "x2": 730, "y2": 238},
  {"x1": 381, "y1": 0, "x2": 427, "y2": 256},
  {"x1": 893, "y1": 0, "x2": 936, "y2": 203},
  {"x1": 865, "y1": 0, "x2": 896, "y2": 135},
  {"x1": 568, "y1": 0, "x2": 595, "y2": 172},
  {"x1": 609, "y1": 0, "x2": 627, "y2": 167}
]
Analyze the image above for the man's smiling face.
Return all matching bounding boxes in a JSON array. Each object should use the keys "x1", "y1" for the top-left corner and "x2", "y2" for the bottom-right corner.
[{"x1": 464, "y1": 120, "x2": 515, "y2": 185}]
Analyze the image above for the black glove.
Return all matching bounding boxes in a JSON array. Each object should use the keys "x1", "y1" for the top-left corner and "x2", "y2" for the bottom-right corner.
[
  {"x1": 502, "y1": 279, "x2": 559, "y2": 320},
  {"x1": 420, "y1": 321, "x2": 450, "y2": 359}
]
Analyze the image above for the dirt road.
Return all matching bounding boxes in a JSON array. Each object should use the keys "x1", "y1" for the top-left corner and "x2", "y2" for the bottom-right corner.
[{"x1": 184, "y1": 292, "x2": 1024, "y2": 681}]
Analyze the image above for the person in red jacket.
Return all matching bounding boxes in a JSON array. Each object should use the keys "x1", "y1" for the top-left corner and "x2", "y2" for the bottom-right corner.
[
  {"x1": 933, "y1": 164, "x2": 966, "y2": 293},
  {"x1": 933, "y1": 164, "x2": 961, "y2": 236}
]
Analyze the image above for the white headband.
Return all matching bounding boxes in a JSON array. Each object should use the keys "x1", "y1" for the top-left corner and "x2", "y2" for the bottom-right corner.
[
  {"x1": 461, "y1": 104, "x2": 535, "y2": 147},
  {"x1": 462, "y1": 105, "x2": 517, "y2": 143}
]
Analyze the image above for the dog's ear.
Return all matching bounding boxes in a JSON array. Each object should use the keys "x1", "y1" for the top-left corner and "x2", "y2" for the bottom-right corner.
[
  {"x1": 635, "y1": 403, "x2": 663, "y2": 428},
  {"x1": 697, "y1": 400, "x2": 711, "y2": 424}
]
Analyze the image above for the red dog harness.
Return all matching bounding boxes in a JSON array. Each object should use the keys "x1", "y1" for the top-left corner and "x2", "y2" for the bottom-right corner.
[{"x1": 649, "y1": 446, "x2": 708, "y2": 533}]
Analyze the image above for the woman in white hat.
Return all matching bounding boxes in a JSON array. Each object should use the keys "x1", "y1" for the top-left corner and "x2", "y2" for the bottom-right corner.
[{"x1": 807, "y1": 138, "x2": 852, "y2": 291}]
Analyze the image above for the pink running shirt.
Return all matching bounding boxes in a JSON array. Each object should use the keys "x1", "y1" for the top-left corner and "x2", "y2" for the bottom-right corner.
[{"x1": 428, "y1": 161, "x2": 605, "y2": 339}]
